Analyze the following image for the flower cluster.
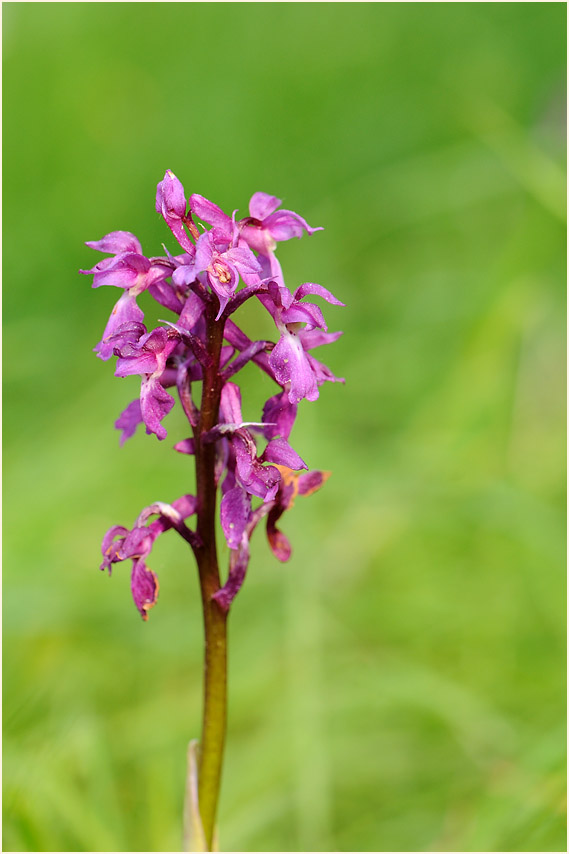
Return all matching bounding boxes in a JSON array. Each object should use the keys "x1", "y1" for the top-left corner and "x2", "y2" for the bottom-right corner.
[{"x1": 83, "y1": 171, "x2": 344, "y2": 619}]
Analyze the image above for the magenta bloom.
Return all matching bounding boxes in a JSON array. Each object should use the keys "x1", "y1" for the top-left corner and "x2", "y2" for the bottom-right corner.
[
  {"x1": 239, "y1": 192, "x2": 322, "y2": 255},
  {"x1": 101, "y1": 495, "x2": 197, "y2": 619},
  {"x1": 113, "y1": 326, "x2": 180, "y2": 439},
  {"x1": 81, "y1": 231, "x2": 173, "y2": 360},
  {"x1": 155, "y1": 169, "x2": 195, "y2": 254},
  {"x1": 190, "y1": 189, "x2": 322, "y2": 286},
  {"x1": 173, "y1": 231, "x2": 261, "y2": 319},
  {"x1": 84, "y1": 171, "x2": 343, "y2": 620},
  {"x1": 264, "y1": 281, "x2": 345, "y2": 404}
]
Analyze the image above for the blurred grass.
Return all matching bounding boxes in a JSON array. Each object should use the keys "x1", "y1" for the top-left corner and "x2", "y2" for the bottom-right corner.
[{"x1": 3, "y1": 3, "x2": 566, "y2": 852}]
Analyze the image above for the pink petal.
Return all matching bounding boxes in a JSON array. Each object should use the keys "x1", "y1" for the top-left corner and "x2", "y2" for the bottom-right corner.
[{"x1": 249, "y1": 192, "x2": 282, "y2": 221}]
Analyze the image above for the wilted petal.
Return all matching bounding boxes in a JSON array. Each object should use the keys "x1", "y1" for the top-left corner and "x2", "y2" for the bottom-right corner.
[
  {"x1": 131, "y1": 558, "x2": 159, "y2": 620},
  {"x1": 298, "y1": 469, "x2": 331, "y2": 496},
  {"x1": 135, "y1": 501, "x2": 184, "y2": 529},
  {"x1": 144, "y1": 493, "x2": 198, "y2": 538},
  {"x1": 212, "y1": 534, "x2": 251, "y2": 612},
  {"x1": 265, "y1": 467, "x2": 330, "y2": 562},
  {"x1": 266, "y1": 513, "x2": 292, "y2": 562},
  {"x1": 100, "y1": 525, "x2": 129, "y2": 572},
  {"x1": 120, "y1": 526, "x2": 155, "y2": 560}
]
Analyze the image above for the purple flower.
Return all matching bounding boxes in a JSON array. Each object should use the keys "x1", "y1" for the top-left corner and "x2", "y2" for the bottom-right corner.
[
  {"x1": 208, "y1": 383, "x2": 307, "y2": 549},
  {"x1": 237, "y1": 193, "x2": 321, "y2": 286},
  {"x1": 216, "y1": 384, "x2": 304, "y2": 501},
  {"x1": 173, "y1": 232, "x2": 261, "y2": 320},
  {"x1": 114, "y1": 326, "x2": 180, "y2": 439},
  {"x1": 94, "y1": 293, "x2": 145, "y2": 361},
  {"x1": 156, "y1": 170, "x2": 195, "y2": 254},
  {"x1": 239, "y1": 192, "x2": 322, "y2": 256},
  {"x1": 139, "y1": 378, "x2": 176, "y2": 440},
  {"x1": 264, "y1": 282, "x2": 345, "y2": 404},
  {"x1": 82, "y1": 233, "x2": 173, "y2": 360},
  {"x1": 82, "y1": 252, "x2": 171, "y2": 294},
  {"x1": 101, "y1": 495, "x2": 197, "y2": 619},
  {"x1": 86, "y1": 172, "x2": 344, "y2": 623},
  {"x1": 266, "y1": 467, "x2": 330, "y2": 561}
]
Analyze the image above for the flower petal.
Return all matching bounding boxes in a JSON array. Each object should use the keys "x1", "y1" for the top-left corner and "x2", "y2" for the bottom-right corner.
[
  {"x1": 174, "y1": 438, "x2": 196, "y2": 455},
  {"x1": 262, "y1": 438, "x2": 307, "y2": 471},
  {"x1": 266, "y1": 510, "x2": 292, "y2": 562},
  {"x1": 219, "y1": 382, "x2": 243, "y2": 425},
  {"x1": 281, "y1": 301, "x2": 327, "y2": 330},
  {"x1": 264, "y1": 210, "x2": 322, "y2": 241},
  {"x1": 115, "y1": 399, "x2": 144, "y2": 445},
  {"x1": 269, "y1": 331, "x2": 319, "y2": 404},
  {"x1": 298, "y1": 328, "x2": 343, "y2": 350},
  {"x1": 220, "y1": 486, "x2": 251, "y2": 550},
  {"x1": 212, "y1": 533, "x2": 251, "y2": 612},
  {"x1": 86, "y1": 231, "x2": 142, "y2": 255},
  {"x1": 249, "y1": 192, "x2": 282, "y2": 220},
  {"x1": 140, "y1": 377, "x2": 175, "y2": 440},
  {"x1": 191, "y1": 194, "x2": 233, "y2": 235},
  {"x1": 95, "y1": 293, "x2": 144, "y2": 361},
  {"x1": 131, "y1": 558, "x2": 159, "y2": 620},
  {"x1": 306, "y1": 353, "x2": 345, "y2": 386},
  {"x1": 298, "y1": 469, "x2": 331, "y2": 497},
  {"x1": 262, "y1": 391, "x2": 297, "y2": 440},
  {"x1": 294, "y1": 282, "x2": 345, "y2": 306},
  {"x1": 100, "y1": 525, "x2": 129, "y2": 572},
  {"x1": 156, "y1": 170, "x2": 194, "y2": 253}
]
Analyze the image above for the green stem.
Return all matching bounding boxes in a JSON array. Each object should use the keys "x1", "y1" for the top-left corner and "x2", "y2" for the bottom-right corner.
[{"x1": 194, "y1": 303, "x2": 227, "y2": 851}]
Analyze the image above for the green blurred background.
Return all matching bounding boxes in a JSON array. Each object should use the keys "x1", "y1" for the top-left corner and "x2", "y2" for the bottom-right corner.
[{"x1": 3, "y1": 3, "x2": 566, "y2": 852}]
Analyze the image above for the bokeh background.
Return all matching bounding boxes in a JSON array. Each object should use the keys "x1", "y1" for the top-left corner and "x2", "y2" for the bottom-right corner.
[{"x1": 3, "y1": 3, "x2": 566, "y2": 852}]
